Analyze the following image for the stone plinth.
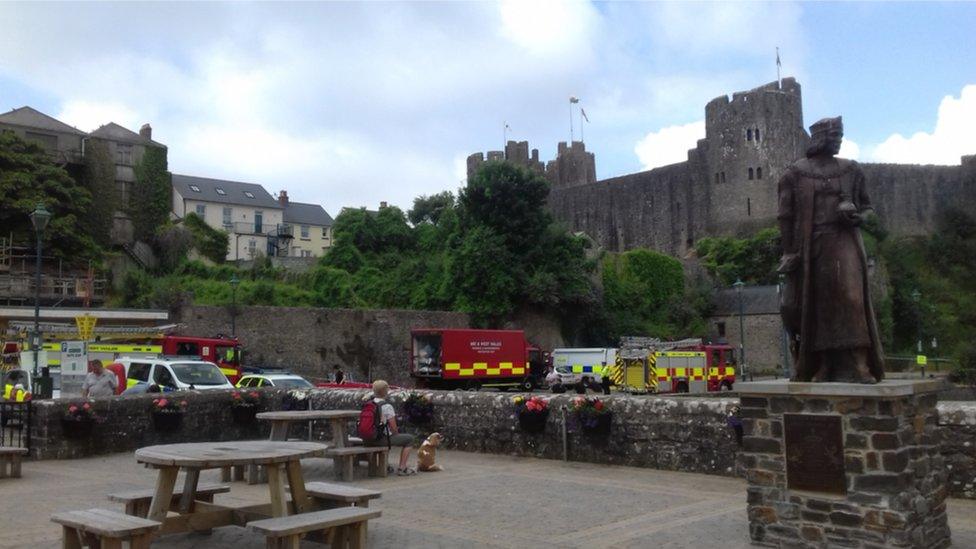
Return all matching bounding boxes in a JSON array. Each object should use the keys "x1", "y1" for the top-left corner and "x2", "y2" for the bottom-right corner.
[{"x1": 739, "y1": 380, "x2": 950, "y2": 548}]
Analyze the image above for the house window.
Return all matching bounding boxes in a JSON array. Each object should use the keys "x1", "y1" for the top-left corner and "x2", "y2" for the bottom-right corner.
[
  {"x1": 756, "y1": 167, "x2": 763, "y2": 179},
  {"x1": 301, "y1": 225, "x2": 310, "y2": 239},
  {"x1": 195, "y1": 204, "x2": 206, "y2": 216},
  {"x1": 748, "y1": 168, "x2": 754, "y2": 180},
  {"x1": 189, "y1": 185, "x2": 201, "y2": 193},
  {"x1": 254, "y1": 211, "x2": 263, "y2": 234},
  {"x1": 244, "y1": 191, "x2": 255, "y2": 199},
  {"x1": 24, "y1": 131, "x2": 57, "y2": 152},
  {"x1": 223, "y1": 207, "x2": 232, "y2": 227},
  {"x1": 248, "y1": 239, "x2": 256, "y2": 257},
  {"x1": 215, "y1": 187, "x2": 226, "y2": 196},
  {"x1": 116, "y1": 143, "x2": 132, "y2": 165},
  {"x1": 117, "y1": 181, "x2": 130, "y2": 208},
  {"x1": 302, "y1": 250, "x2": 312, "y2": 258},
  {"x1": 717, "y1": 321, "x2": 726, "y2": 337},
  {"x1": 747, "y1": 129, "x2": 753, "y2": 141},
  {"x1": 322, "y1": 227, "x2": 329, "y2": 238}
]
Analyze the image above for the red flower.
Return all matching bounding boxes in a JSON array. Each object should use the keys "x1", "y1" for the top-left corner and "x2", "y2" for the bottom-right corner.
[
  {"x1": 232, "y1": 393, "x2": 242, "y2": 399},
  {"x1": 157, "y1": 398, "x2": 169, "y2": 408},
  {"x1": 82, "y1": 403, "x2": 91, "y2": 410},
  {"x1": 249, "y1": 391, "x2": 259, "y2": 398},
  {"x1": 594, "y1": 400, "x2": 604, "y2": 411},
  {"x1": 68, "y1": 405, "x2": 78, "y2": 413}
]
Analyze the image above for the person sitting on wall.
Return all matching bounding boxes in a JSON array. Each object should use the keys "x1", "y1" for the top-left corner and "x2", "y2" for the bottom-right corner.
[
  {"x1": 332, "y1": 364, "x2": 345, "y2": 384},
  {"x1": 364, "y1": 380, "x2": 416, "y2": 476}
]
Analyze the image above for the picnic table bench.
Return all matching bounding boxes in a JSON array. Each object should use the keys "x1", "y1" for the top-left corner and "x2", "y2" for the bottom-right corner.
[
  {"x1": 0, "y1": 447, "x2": 28, "y2": 478},
  {"x1": 108, "y1": 483, "x2": 230, "y2": 517},
  {"x1": 248, "y1": 506, "x2": 380, "y2": 549},
  {"x1": 51, "y1": 508, "x2": 160, "y2": 549}
]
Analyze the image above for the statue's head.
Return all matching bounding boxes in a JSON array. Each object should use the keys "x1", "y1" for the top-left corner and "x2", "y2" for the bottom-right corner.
[{"x1": 806, "y1": 116, "x2": 843, "y2": 158}]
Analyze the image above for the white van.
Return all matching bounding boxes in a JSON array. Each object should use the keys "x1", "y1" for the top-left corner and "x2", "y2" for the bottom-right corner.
[
  {"x1": 116, "y1": 356, "x2": 234, "y2": 392},
  {"x1": 549, "y1": 348, "x2": 617, "y2": 392}
]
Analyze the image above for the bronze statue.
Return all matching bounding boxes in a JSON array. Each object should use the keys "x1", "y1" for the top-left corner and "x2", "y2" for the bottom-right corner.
[{"x1": 777, "y1": 116, "x2": 884, "y2": 383}]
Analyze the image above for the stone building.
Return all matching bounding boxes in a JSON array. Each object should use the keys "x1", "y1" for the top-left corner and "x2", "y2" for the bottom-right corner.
[
  {"x1": 471, "y1": 78, "x2": 975, "y2": 257},
  {"x1": 707, "y1": 285, "x2": 787, "y2": 375},
  {"x1": 0, "y1": 106, "x2": 87, "y2": 167}
]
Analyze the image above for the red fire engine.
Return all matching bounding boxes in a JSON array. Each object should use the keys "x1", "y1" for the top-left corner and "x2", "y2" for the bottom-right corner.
[{"x1": 410, "y1": 328, "x2": 547, "y2": 391}]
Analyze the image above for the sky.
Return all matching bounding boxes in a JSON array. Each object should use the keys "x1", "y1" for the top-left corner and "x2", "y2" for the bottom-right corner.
[{"x1": 1, "y1": 2, "x2": 974, "y2": 214}]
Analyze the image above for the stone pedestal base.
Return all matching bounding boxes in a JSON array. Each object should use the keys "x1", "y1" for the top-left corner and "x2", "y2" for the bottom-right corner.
[{"x1": 738, "y1": 380, "x2": 950, "y2": 548}]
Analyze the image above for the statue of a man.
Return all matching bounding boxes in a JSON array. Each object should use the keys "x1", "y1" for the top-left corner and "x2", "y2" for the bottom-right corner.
[{"x1": 777, "y1": 116, "x2": 885, "y2": 383}]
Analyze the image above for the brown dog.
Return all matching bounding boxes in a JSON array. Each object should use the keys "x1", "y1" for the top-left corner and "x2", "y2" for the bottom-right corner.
[{"x1": 417, "y1": 432, "x2": 444, "y2": 472}]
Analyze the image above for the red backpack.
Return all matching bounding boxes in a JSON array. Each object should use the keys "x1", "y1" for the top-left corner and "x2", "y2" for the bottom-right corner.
[{"x1": 357, "y1": 399, "x2": 387, "y2": 443}]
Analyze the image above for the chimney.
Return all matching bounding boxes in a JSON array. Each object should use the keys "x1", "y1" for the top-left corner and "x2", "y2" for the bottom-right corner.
[
  {"x1": 278, "y1": 190, "x2": 289, "y2": 206},
  {"x1": 380, "y1": 201, "x2": 388, "y2": 209},
  {"x1": 139, "y1": 123, "x2": 152, "y2": 140}
]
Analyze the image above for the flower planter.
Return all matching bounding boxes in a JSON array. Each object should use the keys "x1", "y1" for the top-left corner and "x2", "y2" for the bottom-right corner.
[
  {"x1": 579, "y1": 413, "x2": 612, "y2": 437},
  {"x1": 152, "y1": 411, "x2": 183, "y2": 432},
  {"x1": 231, "y1": 405, "x2": 258, "y2": 425},
  {"x1": 61, "y1": 417, "x2": 94, "y2": 439},
  {"x1": 517, "y1": 410, "x2": 549, "y2": 433}
]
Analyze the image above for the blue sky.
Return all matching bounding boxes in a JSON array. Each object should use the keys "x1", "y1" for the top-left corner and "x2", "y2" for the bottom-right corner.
[{"x1": 0, "y1": 2, "x2": 973, "y2": 213}]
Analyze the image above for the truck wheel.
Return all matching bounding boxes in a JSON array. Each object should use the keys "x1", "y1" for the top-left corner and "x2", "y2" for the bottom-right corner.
[
  {"x1": 551, "y1": 385, "x2": 566, "y2": 394},
  {"x1": 676, "y1": 382, "x2": 689, "y2": 393},
  {"x1": 520, "y1": 378, "x2": 534, "y2": 392},
  {"x1": 465, "y1": 381, "x2": 481, "y2": 391},
  {"x1": 575, "y1": 382, "x2": 586, "y2": 394},
  {"x1": 721, "y1": 381, "x2": 734, "y2": 391}
]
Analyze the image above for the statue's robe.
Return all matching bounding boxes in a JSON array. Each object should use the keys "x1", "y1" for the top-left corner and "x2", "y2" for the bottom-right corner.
[{"x1": 777, "y1": 157, "x2": 885, "y2": 381}]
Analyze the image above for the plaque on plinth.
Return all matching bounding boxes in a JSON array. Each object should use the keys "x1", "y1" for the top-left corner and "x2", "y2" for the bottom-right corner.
[{"x1": 738, "y1": 379, "x2": 950, "y2": 549}]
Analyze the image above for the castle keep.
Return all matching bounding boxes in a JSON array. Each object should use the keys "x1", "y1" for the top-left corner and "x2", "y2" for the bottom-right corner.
[{"x1": 472, "y1": 78, "x2": 976, "y2": 256}]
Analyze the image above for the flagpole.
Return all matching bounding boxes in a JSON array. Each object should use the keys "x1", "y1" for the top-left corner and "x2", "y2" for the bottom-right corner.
[
  {"x1": 579, "y1": 107, "x2": 584, "y2": 143},
  {"x1": 776, "y1": 47, "x2": 781, "y2": 88},
  {"x1": 569, "y1": 101, "x2": 574, "y2": 142},
  {"x1": 503, "y1": 121, "x2": 508, "y2": 151}
]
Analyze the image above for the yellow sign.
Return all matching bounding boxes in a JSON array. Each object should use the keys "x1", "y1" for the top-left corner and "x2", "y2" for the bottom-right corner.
[
  {"x1": 76, "y1": 315, "x2": 98, "y2": 340},
  {"x1": 916, "y1": 355, "x2": 927, "y2": 366}
]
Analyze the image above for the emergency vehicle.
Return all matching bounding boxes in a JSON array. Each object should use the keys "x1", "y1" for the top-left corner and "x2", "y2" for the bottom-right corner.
[
  {"x1": 611, "y1": 338, "x2": 737, "y2": 394},
  {"x1": 116, "y1": 356, "x2": 235, "y2": 391},
  {"x1": 36, "y1": 336, "x2": 244, "y2": 384},
  {"x1": 548, "y1": 348, "x2": 617, "y2": 393},
  {"x1": 410, "y1": 328, "x2": 547, "y2": 390}
]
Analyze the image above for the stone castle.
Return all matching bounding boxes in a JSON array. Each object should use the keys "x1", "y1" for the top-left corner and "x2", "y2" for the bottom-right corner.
[{"x1": 470, "y1": 78, "x2": 976, "y2": 256}]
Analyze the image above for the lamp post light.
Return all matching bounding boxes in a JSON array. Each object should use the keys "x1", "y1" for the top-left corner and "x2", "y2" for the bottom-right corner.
[
  {"x1": 733, "y1": 278, "x2": 746, "y2": 380},
  {"x1": 29, "y1": 203, "x2": 51, "y2": 377},
  {"x1": 230, "y1": 275, "x2": 240, "y2": 336}
]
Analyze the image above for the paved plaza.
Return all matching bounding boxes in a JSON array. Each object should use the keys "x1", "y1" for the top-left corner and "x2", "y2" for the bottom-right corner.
[{"x1": 2, "y1": 449, "x2": 975, "y2": 548}]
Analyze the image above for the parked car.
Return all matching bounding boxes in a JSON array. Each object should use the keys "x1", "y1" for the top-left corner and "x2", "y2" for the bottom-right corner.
[
  {"x1": 116, "y1": 357, "x2": 234, "y2": 391},
  {"x1": 236, "y1": 373, "x2": 313, "y2": 389}
]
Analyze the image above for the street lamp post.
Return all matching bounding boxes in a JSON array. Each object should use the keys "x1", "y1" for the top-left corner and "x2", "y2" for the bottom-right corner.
[
  {"x1": 230, "y1": 275, "x2": 240, "y2": 336},
  {"x1": 912, "y1": 289, "x2": 922, "y2": 372},
  {"x1": 734, "y1": 278, "x2": 746, "y2": 380},
  {"x1": 30, "y1": 203, "x2": 51, "y2": 378}
]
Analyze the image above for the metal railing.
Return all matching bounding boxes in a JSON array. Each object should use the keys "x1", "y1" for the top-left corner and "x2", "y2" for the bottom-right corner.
[
  {"x1": 225, "y1": 222, "x2": 293, "y2": 238},
  {"x1": 0, "y1": 274, "x2": 107, "y2": 303},
  {"x1": 0, "y1": 401, "x2": 31, "y2": 450}
]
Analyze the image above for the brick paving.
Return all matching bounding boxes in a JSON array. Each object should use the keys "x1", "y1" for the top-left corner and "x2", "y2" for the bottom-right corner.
[{"x1": 2, "y1": 449, "x2": 975, "y2": 548}]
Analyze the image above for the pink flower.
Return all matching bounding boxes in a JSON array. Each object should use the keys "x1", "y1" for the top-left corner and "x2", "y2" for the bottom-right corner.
[
  {"x1": 232, "y1": 393, "x2": 241, "y2": 399},
  {"x1": 68, "y1": 405, "x2": 78, "y2": 413},
  {"x1": 157, "y1": 398, "x2": 169, "y2": 408},
  {"x1": 179, "y1": 400, "x2": 188, "y2": 408},
  {"x1": 82, "y1": 403, "x2": 91, "y2": 410},
  {"x1": 249, "y1": 391, "x2": 259, "y2": 398}
]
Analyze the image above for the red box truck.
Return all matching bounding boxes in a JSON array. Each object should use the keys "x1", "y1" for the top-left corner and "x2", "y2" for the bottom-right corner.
[{"x1": 410, "y1": 328, "x2": 546, "y2": 391}]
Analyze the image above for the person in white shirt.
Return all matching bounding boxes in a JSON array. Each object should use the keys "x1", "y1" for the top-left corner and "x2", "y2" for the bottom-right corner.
[{"x1": 369, "y1": 380, "x2": 416, "y2": 476}]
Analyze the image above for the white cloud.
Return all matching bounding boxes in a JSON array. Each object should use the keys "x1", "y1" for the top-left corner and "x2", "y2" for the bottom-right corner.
[
  {"x1": 839, "y1": 138, "x2": 860, "y2": 161},
  {"x1": 868, "y1": 85, "x2": 976, "y2": 165},
  {"x1": 498, "y1": 0, "x2": 597, "y2": 57},
  {"x1": 634, "y1": 121, "x2": 705, "y2": 170},
  {"x1": 57, "y1": 100, "x2": 141, "y2": 133}
]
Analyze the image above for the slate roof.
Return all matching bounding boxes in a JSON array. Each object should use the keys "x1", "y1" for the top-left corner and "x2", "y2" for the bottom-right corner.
[
  {"x1": 172, "y1": 174, "x2": 281, "y2": 209},
  {"x1": 285, "y1": 201, "x2": 334, "y2": 227},
  {"x1": 711, "y1": 285, "x2": 780, "y2": 316},
  {"x1": 90, "y1": 122, "x2": 166, "y2": 148},
  {"x1": 0, "y1": 106, "x2": 87, "y2": 136}
]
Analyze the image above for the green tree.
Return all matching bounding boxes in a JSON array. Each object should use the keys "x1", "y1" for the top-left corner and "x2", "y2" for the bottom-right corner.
[
  {"x1": 131, "y1": 146, "x2": 171, "y2": 241},
  {"x1": 695, "y1": 228, "x2": 781, "y2": 286},
  {"x1": 0, "y1": 131, "x2": 100, "y2": 260},
  {"x1": 601, "y1": 248, "x2": 686, "y2": 340},
  {"x1": 409, "y1": 191, "x2": 455, "y2": 225},
  {"x1": 459, "y1": 161, "x2": 550, "y2": 254},
  {"x1": 183, "y1": 212, "x2": 230, "y2": 264}
]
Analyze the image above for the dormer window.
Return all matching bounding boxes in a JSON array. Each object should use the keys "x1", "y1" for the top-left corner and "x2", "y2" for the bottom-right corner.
[
  {"x1": 244, "y1": 191, "x2": 255, "y2": 199},
  {"x1": 215, "y1": 188, "x2": 226, "y2": 196},
  {"x1": 189, "y1": 185, "x2": 201, "y2": 193}
]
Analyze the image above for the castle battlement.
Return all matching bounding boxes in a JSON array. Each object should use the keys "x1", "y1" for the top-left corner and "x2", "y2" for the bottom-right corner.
[{"x1": 467, "y1": 139, "x2": 596, "y2": 188}]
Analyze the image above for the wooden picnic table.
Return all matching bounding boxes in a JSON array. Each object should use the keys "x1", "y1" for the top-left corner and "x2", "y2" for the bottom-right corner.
[
  {"x1": 135, "y1": 440, "x2": 328, "y2": 535},
  {"x1": 257, "y1": 410, "x2": 360, "y2": 447}
]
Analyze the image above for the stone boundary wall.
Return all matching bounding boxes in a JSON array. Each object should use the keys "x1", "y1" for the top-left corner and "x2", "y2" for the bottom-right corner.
[{"x1": 24, "y1": 389, "x2": 976, "y2": 499}]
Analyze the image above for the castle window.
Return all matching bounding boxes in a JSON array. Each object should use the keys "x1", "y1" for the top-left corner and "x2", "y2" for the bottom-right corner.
[
  {"x1": 755, "y1": 128, "x2": 761, "y2": 141},
  {"x1": 747, "y1": 198, "x2": 752, "y2": 216},
  {"x1": 747, "y1": 129, "x2": 753, "y2": 141},
  {"x1": 757, "y1": 167, "x2": 763, "y2": 179},
  {"x1": 748, "y1": 168, "x2": 754, "y2": 180},
  {"x1": 717, "y1": 321, "x2": 726, "y2": 338},
  {"x1": 720, "y1": 172, "x2": 726, "y2": 184}
]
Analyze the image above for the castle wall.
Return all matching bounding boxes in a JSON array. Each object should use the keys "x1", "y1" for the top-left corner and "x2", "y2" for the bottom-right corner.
[{"x1": 862, "y1": 163, "x2": 974, "y2": 237}]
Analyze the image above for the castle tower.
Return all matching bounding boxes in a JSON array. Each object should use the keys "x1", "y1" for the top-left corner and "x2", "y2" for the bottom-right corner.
[
  {"x1": 467, "y1": 140, "x2": 549, "y2": 181},
  {"x1": 698, "y1": 77, "x2": 809, "y2": 231},
  {"x1": 546, "y1": 141, "x2": 596, "y2": 188}
]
